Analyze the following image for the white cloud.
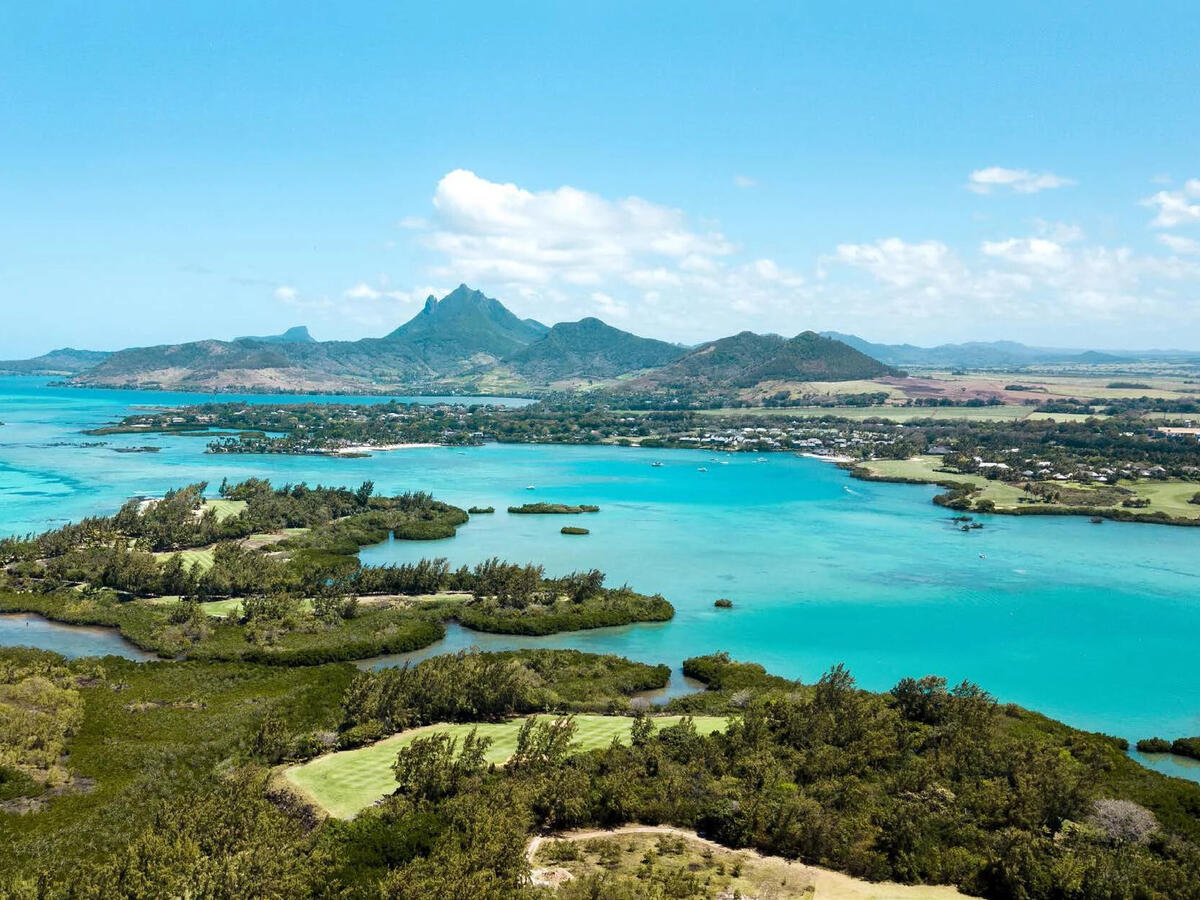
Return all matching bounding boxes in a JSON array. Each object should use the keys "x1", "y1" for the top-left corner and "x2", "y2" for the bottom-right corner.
[
  {"x1": 1032, "y1": 219, "x2": 1085, "y2": 243},
  {"x1": 406, "y1": 169, "x2": 817, "y2": 338},
  {"x1": 358, "y1": 170, "x2": 1200, "y2": 344},
  {"x1": 967, "y1": 166, "x2": 1076, "y2": 195},
  {"x1": 981, "y1": 237, "x2": 1070, "y2": 269},
  {"x1": 396, "y1": 216, "x2": 427, "y2": 230},
  {"x1": 1159, "y1": 233, "x2": 1200, "y2": 255},
  {"x1": 827, "y1": 232, "x2": 1200, "y2": 327},
  {"x1": 733, "y1": 174, "x2": 757, "y2": 189},
  {"x1": 1143, "y1": 179, "x2": 1200, "y2": 228},
  {"x1": 832, "y1": 238, "x2": 967, "y2": 289},
  {"x1": 273, "y1": 285, "x2": 298, "y2": 302}
]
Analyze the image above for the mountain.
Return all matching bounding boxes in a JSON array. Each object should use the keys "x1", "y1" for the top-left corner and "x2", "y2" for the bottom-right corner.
[
  {"x1": 69, "y1": 286, "x2": 551, "y2": 392},
  {"x1": 55, "y1": 286, "x2": 896, "y2": 395},
  {"x1": 499, "y1": 318, "x2": 684, "y2": 382},
  {"x1": 820, "y1": 333, "x2": 1129, "y2": 368},
  {"x1": 387, "y1": 285, "x2": 547, "y2": 360},
  {"x1": 0, "y1": 348, "x2": 111, "y2": 375},
  {"x1": 634, "y1": 331, "x2": 899, "y2": 389},
  {"x1": 233, "y1": 326, "x2": 316, "y2": 344}
]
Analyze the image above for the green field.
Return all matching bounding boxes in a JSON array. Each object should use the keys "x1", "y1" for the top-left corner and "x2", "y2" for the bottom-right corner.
[
  {"x1": 197, "y1": 597, "x2": 244, "y2": 618},
  {"x1": 857, "y1": 457, "x2": 1200, "y2": 520},
  {"x1": 286, "y1": 715, "x2": 728, "y2": 819},
  {"x1": 200, "y1": 498, "x2": 247, "y2": 521},
  {"x1": 700, "y1": 405, "x2": 1032, "y2": 422},
  {"x1": 152, "y1": 546, "x2": 216, "y2": 571}
]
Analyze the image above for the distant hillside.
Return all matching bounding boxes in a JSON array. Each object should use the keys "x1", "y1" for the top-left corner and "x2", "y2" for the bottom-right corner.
[
  {"x1": 69, "y1": 286, "x2": 552, "y2": 392},
  {"x1": 821, "y1": 332, "x2": 1129, "y2": 368},
  {"x1": 233, "y1": 326, "x2": 316, "y2": 344},
  {"x1": 636, "y1": 330, "x2": 898, "y2": 389},
  {"x1": 500, "y1": 317, "x2": 684, "y2": 381},
  {"x1": 0, "y1": 348, "x2": 111, "y2": 375},
  {"x1": 51, "y1": 286, "x2": 909, "y2": 396}
]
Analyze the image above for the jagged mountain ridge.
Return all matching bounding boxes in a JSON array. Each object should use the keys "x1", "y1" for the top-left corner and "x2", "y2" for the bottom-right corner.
[{"x1": 50, "y1": 286, "x2": 895, "y2": 393}]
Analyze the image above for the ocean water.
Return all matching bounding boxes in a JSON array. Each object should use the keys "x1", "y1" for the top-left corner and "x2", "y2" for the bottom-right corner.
[{"x1": 2, "y1": 377, "x2": 1199, "y2": 780}]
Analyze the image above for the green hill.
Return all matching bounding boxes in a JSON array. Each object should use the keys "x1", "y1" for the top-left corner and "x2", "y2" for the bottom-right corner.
[
  {"x1": 0, "y1": 347, "x2": 111, "y2": 375},
  {"x1": 500, "y1": 317, "x2": 684, "y2": 381},
  {"x1": 635, "y1": 330, "x2": 898, "y2": 389}
]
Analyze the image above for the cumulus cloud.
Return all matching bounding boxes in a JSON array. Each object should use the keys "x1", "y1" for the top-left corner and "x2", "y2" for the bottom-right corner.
[
  {"x1": 315, "y1": 169, "x2": 1200, "y2": 344},
  {"x1": 1159, "y1": 233, "x2": 1200, "y2": 255},
  {"x1": 982, "y1": 237, "x2": 1070, "y2": 268},
  {"x1": 273, "y1": 285, "x2": 298, "y2": 302},
  {"x1": 826, "y1": 232, "x2": 1200, "y2": 326},
  {"x1": 409, "y1": 169, "x2": 815, "y2": 338},
  {"x1": 1143, "y1": 179, "x2": 1200, "y2": 228},
  {"x1": 733, "y1": 174, "x2": 757, "y2": 189},
  {"x1": 968, "y1": 167, "x2": 1076, "y2": 195}
]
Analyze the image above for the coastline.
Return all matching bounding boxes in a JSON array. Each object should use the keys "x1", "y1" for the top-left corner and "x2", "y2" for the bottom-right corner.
[{"x1": 329, "y1": 442, "x2": 442, "y2": 455}]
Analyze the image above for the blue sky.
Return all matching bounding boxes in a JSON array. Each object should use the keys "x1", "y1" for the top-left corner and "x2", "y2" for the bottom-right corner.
[{"x1": 3, "y1": 1, "x2": 1200, "y2": 357}]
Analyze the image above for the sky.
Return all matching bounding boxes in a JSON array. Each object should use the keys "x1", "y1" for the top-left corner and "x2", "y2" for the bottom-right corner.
[{"x1": 3, "y1": 1, "x2": 1200, "y2": 357}]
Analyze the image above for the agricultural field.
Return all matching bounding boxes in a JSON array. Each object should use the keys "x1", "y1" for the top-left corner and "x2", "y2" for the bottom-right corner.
[
  {"x1": 530, "y1": 827, "x2": 967, "y2": 899},
  {"x1": 701, "y1": 405, "x2": 1032, "y2": 422},
  {"x1": 285, "y1": 715, "x2": 728, "y2": 819}
]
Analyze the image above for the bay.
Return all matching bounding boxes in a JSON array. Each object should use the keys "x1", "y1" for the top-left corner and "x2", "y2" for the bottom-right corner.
[{"x1": 2, "y1": 376, "x2": 1198, "y2": 780}]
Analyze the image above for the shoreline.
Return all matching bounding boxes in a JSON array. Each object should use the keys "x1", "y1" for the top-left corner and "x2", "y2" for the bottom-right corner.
[{"x1": 329, "y1": 442, "x2": 442, "y2": 455}]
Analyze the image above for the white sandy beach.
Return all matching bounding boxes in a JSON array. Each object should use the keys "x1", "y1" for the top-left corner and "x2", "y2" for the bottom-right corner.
[{"x1": 331, "y1": 442, "x2": 441, "y2": 455}]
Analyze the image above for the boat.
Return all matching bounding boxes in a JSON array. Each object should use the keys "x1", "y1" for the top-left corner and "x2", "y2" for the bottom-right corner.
[
  {"x1": 756, "y1": 457, "x2": 767, "y2": 462},
  {"x1": 525, "y1": 485, "x2": 535, "y2": 490},
  {"x1": 650, "y1": 461, "x2": 664, "y2": 467},
  {"x1": 697, "y1": 467, "x2": 708, "y2": 472}
]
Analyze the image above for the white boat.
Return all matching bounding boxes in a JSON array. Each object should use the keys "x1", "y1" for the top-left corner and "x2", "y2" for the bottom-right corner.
[
  {"x1": 650, "y1": 461, "x2": 664, "y2": 467},
  {"x1": 525, "y1": 485, "x2": 535, "y2": 490},
  {"x1": 697, "y1": 467, "x2": 708, "y2": 472}
]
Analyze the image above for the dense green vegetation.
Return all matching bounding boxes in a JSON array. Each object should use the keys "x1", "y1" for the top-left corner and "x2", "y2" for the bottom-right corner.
[
  {"x1": 560, "y1": 526, "x2": 589, "y2": 535},
  {"x1": 340, "y1": 649, "x2": 671, "y2": 735},
  {"x1": 6, "y1": 644, "x2": 1200, "y2": 897},
  {"x1": 0, "y1": 483, "x2": 674, "y2": 663},
  {"x1": 508, "y1": 503, "x2": 600, "y2": 514}
]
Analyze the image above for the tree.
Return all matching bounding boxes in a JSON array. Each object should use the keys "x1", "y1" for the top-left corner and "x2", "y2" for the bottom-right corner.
[{"x1": 392, "y1": 728, "x2": 492, "y2": 805}]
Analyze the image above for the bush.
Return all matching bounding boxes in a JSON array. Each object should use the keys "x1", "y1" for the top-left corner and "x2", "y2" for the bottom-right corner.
[
  {"x1": 714, "y1": 598, "x2": 733, "y2": 609},
  {"x1": 1137, "y1": 737, "x2": 1172, "y2": 754},
  {"x1": 1172, "y1": 737, "x2": 1200, "y2": 760}
]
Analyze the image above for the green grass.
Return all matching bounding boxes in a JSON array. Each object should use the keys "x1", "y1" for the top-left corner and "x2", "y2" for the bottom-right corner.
[
  {"x1": 200, "y1": 498, "x2": 247, "y2": 521},
  {"x1": 197, "y1": 597, "x2": 243, "y2": 618},
  {"x1": 856, "y1": 457, "x2": 1200, "y2": 520},
  {"x1": 1125, "y1": 480, "x2": 1200, "y2": 518},
  {"x1": 151, "y1": 546, "x2": 216, "y2": 572},
  {"x1": 286, "y1": 714, "x2": 728, "y2": 819}
]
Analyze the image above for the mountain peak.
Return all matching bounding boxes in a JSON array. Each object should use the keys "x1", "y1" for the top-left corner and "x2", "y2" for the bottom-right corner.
[
  {"x1": 234, "y1": 325, "x2": 315, "y2": 344},
  {"x1": 383, "y1": 285, "x2": 547, "y2": 362}
]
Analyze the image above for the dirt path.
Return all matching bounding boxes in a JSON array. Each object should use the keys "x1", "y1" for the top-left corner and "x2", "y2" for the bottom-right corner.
[{"x1": 527, "y1": 825, "x2": 967, "y2": 899}]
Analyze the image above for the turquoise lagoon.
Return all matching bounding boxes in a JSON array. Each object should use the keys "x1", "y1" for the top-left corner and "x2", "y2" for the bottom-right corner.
[{"x1": 1, "y1": 376, "x2": 1198, "y2": 780}]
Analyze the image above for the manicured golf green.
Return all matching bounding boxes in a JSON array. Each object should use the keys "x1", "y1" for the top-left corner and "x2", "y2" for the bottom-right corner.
[
  {"x1": 286, "y1": 714, "x2": 728, "y2": 819},
  {"x1": 201, "y1": 498, "x2": 247, "y2": 521}
]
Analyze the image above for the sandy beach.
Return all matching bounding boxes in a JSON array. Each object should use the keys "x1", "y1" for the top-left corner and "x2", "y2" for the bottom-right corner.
[{"x1": 331, "y1": 442, "x2": 441, "y2": 455}]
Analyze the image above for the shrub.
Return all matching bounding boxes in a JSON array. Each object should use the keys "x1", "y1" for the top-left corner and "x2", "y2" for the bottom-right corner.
[
  {"x1": 1132, "y1": 739, "x2": 1171, "y2": 753},
  {"x1": 1087, "y1": 799, "x2": 1159, "y2": 845}
]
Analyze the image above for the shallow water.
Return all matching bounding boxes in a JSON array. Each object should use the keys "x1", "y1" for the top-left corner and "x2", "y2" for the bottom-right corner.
[
  {"x1": 3, "y1": 377, "x2": 1200, "y2": 780},
  {"x1": 0, "y1": 613, "x2": 155, "y2": 660}
]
